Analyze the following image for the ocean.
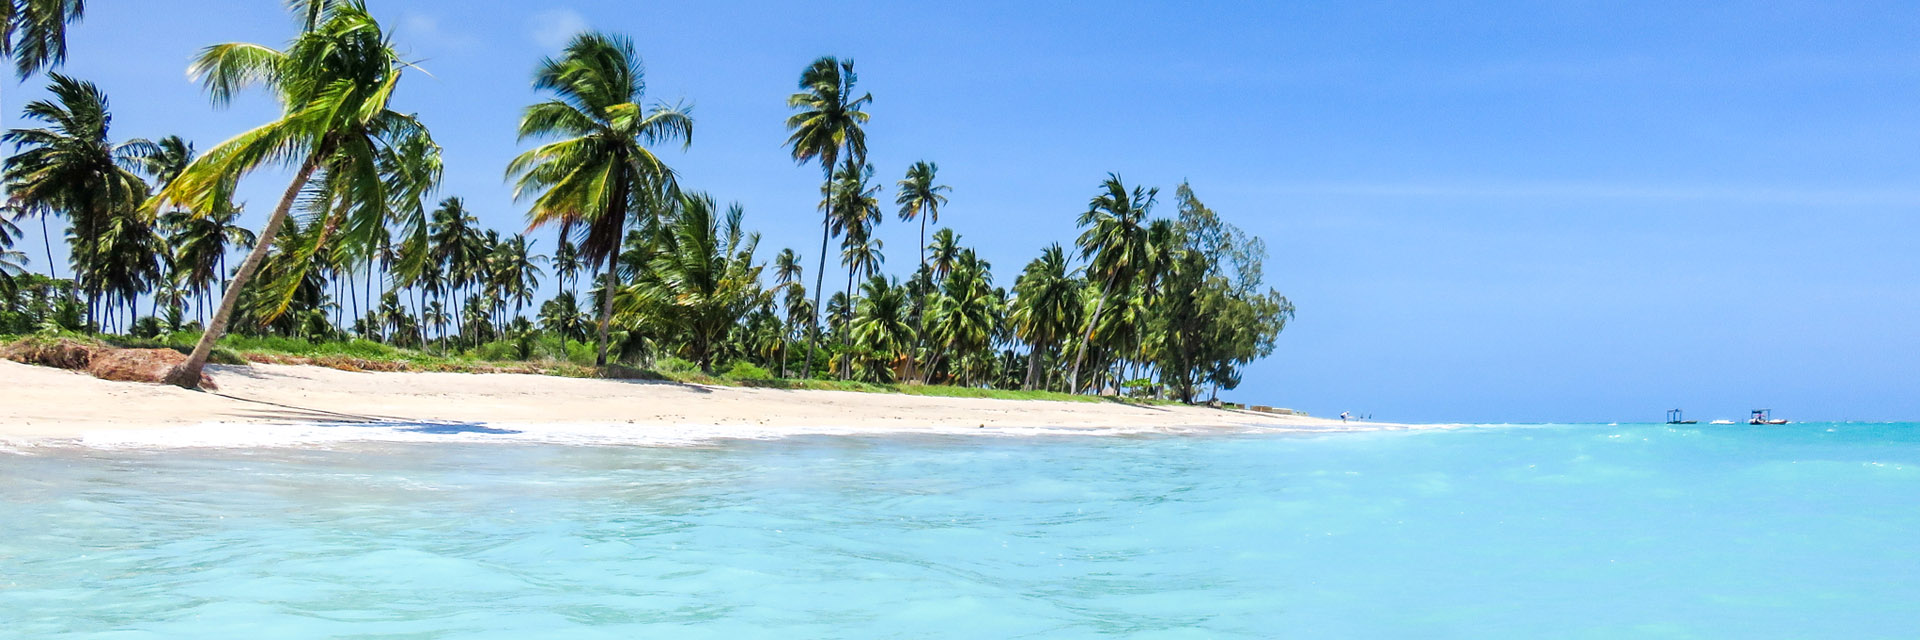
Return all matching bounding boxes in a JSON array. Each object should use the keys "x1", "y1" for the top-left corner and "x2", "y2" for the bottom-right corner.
[{"x1": 2, "y1": 422, "x2": 1915, "y2": 638}]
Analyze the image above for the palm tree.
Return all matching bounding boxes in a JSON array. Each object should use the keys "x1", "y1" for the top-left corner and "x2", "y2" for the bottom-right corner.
[
  {"x1": 1067, "y1": 174, "x2": 1156, "y2": 394},
  {"x1": 622, "y1": 193, "x2": 765, "y2": 374},
  {"x1": 0, "y1": 211, "x2": 24, "y2": 295},
  {"x1": 509, "y1": 31, "x2": 692, "y2": 368},
  {"x1": 772, "y1": 247, "x2": 802, "y2": 376},
  {"x1": 850, "y1": 274, "x2": 913, "y2": 382},
  {"x1": 895, "y1": 160, "x2": 947, "y2": 380},
  {"x1": 0, "y1": 0, "x2": 85, "y2": 79},
  {"x1": 894, "y1": 161, "x2": 948, "y2": 288},
  {"x1": 926, "y1": 252, "x2": 995, "y2": 385},
  {"x1": 3, "y1": 73, "x2": 154, "y2": 329},
  {"x1": 162, "y1": 203, "x2": 253, "y2": 327},
  {"x1": 153, "y1": 1, "x2": 439, "y2": 388},
  {"x1": 785, "y1": 55, "x2": 871, "y2": 379},
  {"x1": 551, "y1": 237, "x2": 582, "y2": 296},
  {"x1": 490, "y1": 233, "x2": 546, "y2": 327},
  {"x1": 1011, "y1": 243, "x2": 1080, "y2": 390},
  {"x1": 427, "y1": 196, "x2": 480, "y2": 344},
  {"x1": 927, "y1": 227, "x2": 962, "y2": 280}
]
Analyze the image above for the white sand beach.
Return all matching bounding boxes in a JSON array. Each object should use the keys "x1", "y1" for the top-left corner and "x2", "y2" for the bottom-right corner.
[{"x1": 0, "y1": 360, "x2": 1411, "y2": 445}]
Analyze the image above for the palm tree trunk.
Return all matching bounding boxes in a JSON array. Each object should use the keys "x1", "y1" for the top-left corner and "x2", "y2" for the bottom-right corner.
[
  {"x1": 595, "y1": 249, "x2": 617, "y2": 367},
  {"x1": 840, "y1": 268, "x2": 856, "y2": 380},
  {"x1": 913, "y1": 215, "x2": 928, "y2": 383},
  {"x1": 165, "y1": 157, "x2": 322, "y2": 389},
  {"x1": 802, "y1": 215, "x2": 830, "y2": 380},
  {"x1": 1023, "y1": 344, "x2": 1043, "y2": 391},
  {"x1": 1067, "y1": 273, "x2": 1118, "y2": 394}
]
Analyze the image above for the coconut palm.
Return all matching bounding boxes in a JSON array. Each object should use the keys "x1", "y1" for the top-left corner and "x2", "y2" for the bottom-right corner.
[
  {"x1": 927, "y1": 227, "x2": 962, "y2": 280},
  {"x1": 3, "y1": 73, "x2": 154, "y2": 329},
  {"x1": 850, "y1": 274, "x2": 913, "y2": 382},
  {"x1": 551, "y1": 237, "x2": 582, "y2": 296},
  {"x1": 785, "y1": 55, "x2": 871, "y2": 379},
  {"x1": 163, "y1": 203, "x2": 253, "y2": 326},
  {"x1": 0, "y1": 0, "x2": 85, "y2": 80},
  {"x1": 621, "y1": 193, "x2": 764, "y2": 374},
  {"x1": 509, "y1": 31, "x2": 692, "y2": 367},
  {"x1": 490, "y1": 233, "x2": 545, "y2": 326},
  {"x1": 0, "y1": 212, "x2": 24, "y2": 295},
  {"x1": 1067, "y1": 174, "x2": 1156, "y2": 394},
  {"x1": 153, "y1": 1, "x2": 439, "y2": 388},
  {"x1": 1011, "y1": 243, "x2": 1080, "y2": 390},
  {"x1": 894, "y1": 160, "x2": 947, "y2": 287},
  {"x1": 926, "y1": 251, "x2": 995, "y2": 385}
]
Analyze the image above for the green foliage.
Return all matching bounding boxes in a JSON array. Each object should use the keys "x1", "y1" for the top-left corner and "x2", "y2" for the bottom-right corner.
[{"x1": 722, "y1": 361, "x2": 772, "y2": 381}]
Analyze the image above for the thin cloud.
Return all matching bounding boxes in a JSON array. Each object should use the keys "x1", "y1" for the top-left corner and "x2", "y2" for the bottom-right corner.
[
  {"x1": 530, "y1": 9, "x2": 587, "y2": 50},
  {"x1": 399, "y1": 11, "x2": 476, "y2": 52}
]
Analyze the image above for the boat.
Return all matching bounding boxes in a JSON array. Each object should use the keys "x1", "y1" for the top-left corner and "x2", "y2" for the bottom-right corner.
[
  {"x1": 1708, "y1": 419, "x2": 1736, "y2": 425},
  {"x1": 1665, "y1": 409, "x2": 1697, "y2": 425},
  {"x1": 1749, "y1": 409, "x2": 1789, "y2": 425}
]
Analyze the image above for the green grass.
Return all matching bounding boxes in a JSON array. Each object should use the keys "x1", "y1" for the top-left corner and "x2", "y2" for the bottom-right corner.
[{"x1": 2, "y1": 332, "x2": 1178, "y2": 406}]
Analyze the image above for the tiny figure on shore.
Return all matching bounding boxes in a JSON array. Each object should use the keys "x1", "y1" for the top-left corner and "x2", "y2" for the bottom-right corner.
[{"x1": 1340, "y1": 411, "x2": 1351, "y2": 422}]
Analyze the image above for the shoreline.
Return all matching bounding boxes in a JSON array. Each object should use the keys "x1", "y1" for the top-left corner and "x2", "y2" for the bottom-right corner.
[{"x1": 0, "y1": 359, "x2": 1424, "y2": 448}]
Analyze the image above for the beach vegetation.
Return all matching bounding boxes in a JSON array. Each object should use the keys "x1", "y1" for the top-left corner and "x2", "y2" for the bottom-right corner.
[{"x1": 0, "y1": 0, "x2": 1295, "y2": 405}]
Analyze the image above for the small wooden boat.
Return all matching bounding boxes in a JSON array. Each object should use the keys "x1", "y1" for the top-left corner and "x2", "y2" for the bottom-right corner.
[
  {"x1": 1749, "y1": 409, "x2": 1789, "y2": 425},
  {"x1": 1665, "y1": 409, "x2": 1696, "y2": 425}
]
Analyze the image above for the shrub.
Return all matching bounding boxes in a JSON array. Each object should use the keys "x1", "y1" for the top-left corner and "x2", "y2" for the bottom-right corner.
[
  {"x1": 654, "y1": 356, "x2": 700, "y2": 375},
  {"x1": 723, "y1": 361, "x2": 772, "y2": 380}
]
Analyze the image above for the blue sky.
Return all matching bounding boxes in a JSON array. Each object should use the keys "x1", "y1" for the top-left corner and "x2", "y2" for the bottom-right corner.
[{"x1": 10, "y1": 1, "x2": 1919, "y2": 422}]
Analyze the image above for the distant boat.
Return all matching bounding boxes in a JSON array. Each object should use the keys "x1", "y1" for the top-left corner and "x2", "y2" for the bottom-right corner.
[
  {"x1": 1665, "y1": 409, "x2": 1697, "y2": 425},
  {"x1": 1709, "y1": 419, "x2": 1736, "y2": 425},
  {"x1": 1749, "y1": 409, "x2": 1790, "y2": 425}
]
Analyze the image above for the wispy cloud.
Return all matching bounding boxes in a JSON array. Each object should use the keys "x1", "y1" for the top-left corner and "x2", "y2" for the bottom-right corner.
[
  {"x1": 1252, "y1": 181, "x2": 1920, "y2": 207},
  {"x1": 530, "y1": 9, "x2": 588, "y2": 50},
  {"x1": 399, "y1": 11, "x2": 475, "y2": 53}
]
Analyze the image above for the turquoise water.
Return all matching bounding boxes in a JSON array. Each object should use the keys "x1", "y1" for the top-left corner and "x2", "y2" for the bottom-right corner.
[{"x1": 2, "y1": 423, "x2": 1917, "y2": 638}]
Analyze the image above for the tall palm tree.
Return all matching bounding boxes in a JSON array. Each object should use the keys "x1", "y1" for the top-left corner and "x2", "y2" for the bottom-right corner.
[
  {"x1": 551, "y1": 237, "x2": 582, "y2": 296},
  {"x1": 895, "y1": 160, "x2": 947, "y2": 380},
  {"x1": 1011, "y1": 243, "x2": 1080, "y2": 390},
  {"x1": 427, "y1": 196, "x2": 480, "y2": 344},
  {"x1": 509, "y1": 31, "x2": 692, "y2": 367},
  {"x1": 772, "y1": 246, "x2": 802, "y2": 377},
  {"x1": 153, "y1": 1, "x2": 439, "y2": 388},
  {"x1": 784, "y1": 55, "x2": 871, "y2": 379},
  {"x1": 3, "y1": 73, "x2": 154, "y2": 329},
  {"x1": 894, "y1": 160, "x2": 948, "y2": 288},
  {"x1": 1067, "y1": 174, "x2": 1156, "y2": 394}
]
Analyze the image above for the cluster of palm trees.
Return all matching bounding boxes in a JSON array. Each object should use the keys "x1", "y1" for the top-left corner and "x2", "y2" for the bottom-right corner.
[{"x1": 0, "y1": 0, "x2": 1295, "y2": 402}]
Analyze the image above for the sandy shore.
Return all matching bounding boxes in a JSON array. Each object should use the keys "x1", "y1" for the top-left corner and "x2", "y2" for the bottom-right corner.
[{"x1": 0, "y1": 359, "x2": 1416, "y2": 446}]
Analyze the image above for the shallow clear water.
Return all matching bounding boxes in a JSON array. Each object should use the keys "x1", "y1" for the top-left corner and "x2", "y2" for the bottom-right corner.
[{"x1": 3, "y1": 423, "x2": 1917, "y2": 638}]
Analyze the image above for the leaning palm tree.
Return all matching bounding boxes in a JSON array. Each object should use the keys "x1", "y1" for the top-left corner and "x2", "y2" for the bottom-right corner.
[
  {"x1": 509, "y1": 31, "x2": 692, "y2": 367},
  {"x1": 784, "y1": 55, "x2": 871, "y2": 379},
  {"x1": 3, "y1": 73, "x2": 154, "y2": 329},
  {"x1": 1067, "y1": 174, "x2": 1156, "y2": 394},
  {"x1": 152, "y1": 1, "x2": 440, "y2": 388}
]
